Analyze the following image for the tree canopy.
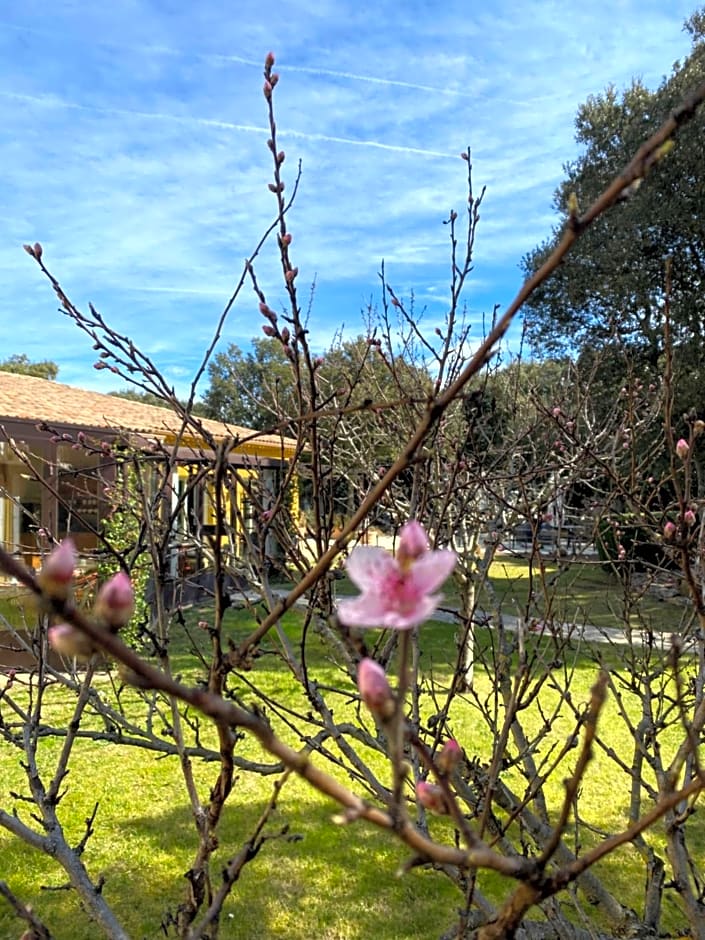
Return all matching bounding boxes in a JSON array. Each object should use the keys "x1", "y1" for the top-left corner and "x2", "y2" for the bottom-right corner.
[
  {"x1": 522, "y1": 11, "x2": 705, "y2": 413},
  {"x1": 0, "y1": 353, "x2": 58, "y2": 380}
]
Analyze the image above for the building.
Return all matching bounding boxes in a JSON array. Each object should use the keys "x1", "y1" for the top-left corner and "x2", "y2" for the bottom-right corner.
[{"x1": 0, "y1": 372, "x2": 298, "y2": 585}]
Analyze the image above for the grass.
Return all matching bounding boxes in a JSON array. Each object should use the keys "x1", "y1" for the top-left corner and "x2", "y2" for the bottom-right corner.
[
  {"x1": 483, "y1": 554, "x2": 691, "y2": 632},
  {"x1": 0, "y1": 563, "x2": 701, "y2": 938},
  {"x1": 334, "y1": 552, "x2": 693, "y2": 633}
]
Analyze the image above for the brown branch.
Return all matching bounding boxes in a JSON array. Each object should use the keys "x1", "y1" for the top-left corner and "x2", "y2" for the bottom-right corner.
[{"x1": 233, "y1": 77, "x2": 705, "y2": 661}]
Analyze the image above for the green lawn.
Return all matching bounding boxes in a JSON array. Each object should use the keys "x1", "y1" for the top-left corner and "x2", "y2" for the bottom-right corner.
[
  {"x1": 0, "y1": 568, "x2": 701, "y2": 938},
  {"x1": 334, "y1": 552, "x2": 693, "y2": 634}
]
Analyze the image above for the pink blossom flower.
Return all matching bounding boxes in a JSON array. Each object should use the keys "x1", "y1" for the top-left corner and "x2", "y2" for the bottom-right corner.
[
  {"x1": 415, "y1": 780, "x2": 449, "y2": 815},
  {"x1": 357, "y1": 657, "x2": 394, "y2": 717},
  {"x1": 663, "y1": 520, "x2": 676, "y2": 540},
  {"x1": 337, "y1": 521, "x2": 456, "y2": 630},
  {"x1": 94, "y1": 572, "x2": 135, "y2": 630},
  {"x1": 676, "y1": 438, "x2": 690, "y2": 460},
  {"x1": 37, "y1": 539, "x2": 76, "y2": 598},
  {"x1": 437, "y1": 739, "x2": 462, "y2": 774},
  {"x1": 48, "y1": 623, "x2": 96, "y2": 660},
  {"x1": 684, "y1": 509, "x2": 697, "y2": 527}
]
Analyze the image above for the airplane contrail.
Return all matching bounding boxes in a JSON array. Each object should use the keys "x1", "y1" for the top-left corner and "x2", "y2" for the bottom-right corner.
[
  {"x1": 0, "y1": 91, "x2": 457, "y2": 160},
  {"x1": 0, "y1": 20, "x2": 474, "y2": 100}
]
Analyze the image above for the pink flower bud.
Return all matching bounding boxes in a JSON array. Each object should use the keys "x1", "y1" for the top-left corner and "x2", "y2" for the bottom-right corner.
[
  {"x1": 270, "y1": 73, "x2": 279, "y2": 87},
  {"x1": 38, "y1": 539, "x2": 76, "y2": 598},
  {"x1": 281, "y1": 232, "x2": 292, "y2": 246},
  {"x1": 684, "y1": 509, "x2": 696, "y2": 527},
  {"x1": 676, "y1": 438, "x2": 690, "y2": 460},
  {"x1": 437, "y1": 739, "x2": 462, "y2": 774},
  {"x1": 259, "y1": 302, "x2": 277, "y2": 323},
  {"x1": 285, "y1": 267, "x2": 298, "y2": 283},
  {"x1": 415, "y1": 780, "x2": 449, "y2": 815},
  {"x1": 263, "y1": 80, "x2": 272, "y2": 99},
  {"x1": 265, "y1": 51, "x2": 275, "y2": 69},
  {"x1": 262, "y1": 325, "x2": 276, "y2": 338},
  {"x1": 95, "y1": 572, "x2": 134, "y2": 630},
  {"x1": 48, "y1": 623, "x2": 96, "y2": 660},
  {"x1": 552, "y1": 406, "x2": 561, "y2": 418},
  {"x1": 663, "y1": 521, "x2": 676, "y2": 540},
  {"x1": 280, "y1": 327, "x2": 290, "y2": 345},
  {"x1": 357, "y1": 658, "x2": 394, "y2": 718},
  {"x1": 397, "y1": 520, "x2": 429, "y2": 567}
]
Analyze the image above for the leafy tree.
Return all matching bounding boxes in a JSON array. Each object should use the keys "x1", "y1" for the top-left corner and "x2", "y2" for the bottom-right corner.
[
  {"x1": 0, "y1": 353, "x2": 58, "y2": 380},
  {"x1": 201, "y1": 337, "x2": 295, "y2": 429},
  {"x1": 522, "y1": 11, "x2": 705, "y2": 416}
]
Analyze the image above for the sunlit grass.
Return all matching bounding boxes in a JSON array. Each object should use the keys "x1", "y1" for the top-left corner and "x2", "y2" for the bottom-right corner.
[{"x1": 0, "y1": 585, "x2": 701, "y2": 938}]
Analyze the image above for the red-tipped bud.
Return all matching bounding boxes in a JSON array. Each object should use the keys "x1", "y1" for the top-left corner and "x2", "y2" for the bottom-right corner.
[
  {"x1": 663, "y1": 520, "x2": 676, "y2": 540},
  {"x1": 265, "y1": 51, "x2": 275, "y2": 69},
  {"x1": 262, "y1": 325, "x2": 277, "y2": 338},
  {"x1": 280, "y1": 327, "x2": 290, "y2": 345},
  {"x1": 437, "y1": 739, "x2": 462, "y2": 774},
  {"x1": 357, "y1": 658, "x2": 395, "y2": 718},
  {"x1": 676, "y1": 438, "x2": 690, "y2": 460},
  {"x1": 281, "y1": 232, "x2": 292, "y2": 246},
  {"x1": 270, "y1": 73, "x2": 279, "y2": 87},
  {"x1": 397, "y1": 520, "x2": 429, "y2": 567},
  {"x1": 684, "y1": 509, "x2": 697, "y2": 527},
  {"x1": 263, "y1": 80, "x2": 272, "y2": 99},
  {"x1": 259, "y1": 301, "x2": 277, "y2": 323},
  {"x1": 48, "y1": 623, "x2": 96, "y2": 660},
  {"x1": 285, "y1": 267, "x2": 298, "y2": 283},
  {"x1": 415, "y1": 780, "x2": 449, "y2": 815},
  {"x1": 95, "y1": 571, "x2": 134, "y2": 630},
  {"x1": 38, "y1": 539, "x2": 76, "y2": 598}
]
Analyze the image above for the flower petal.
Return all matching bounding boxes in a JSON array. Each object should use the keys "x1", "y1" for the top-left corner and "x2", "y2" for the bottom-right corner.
[
  {"x1": 410, "y1": 550, "x2": 456, "y2": 595},
  {"x1": 345, "y1": 546, "x2": 398, "y2": 591},
  {"x1": 337, "y1": 592, "x2": 393, "y2": 628}
]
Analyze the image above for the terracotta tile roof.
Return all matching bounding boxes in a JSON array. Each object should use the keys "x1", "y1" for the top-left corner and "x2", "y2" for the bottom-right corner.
[{"x1": 0, "y1": 372, "x2": 296, "y2": 458}]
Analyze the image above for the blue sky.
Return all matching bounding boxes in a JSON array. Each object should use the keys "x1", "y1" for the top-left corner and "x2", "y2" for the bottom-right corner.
[{"x1": 0, "y1": 1, "x2": 697, "y2": 398}]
